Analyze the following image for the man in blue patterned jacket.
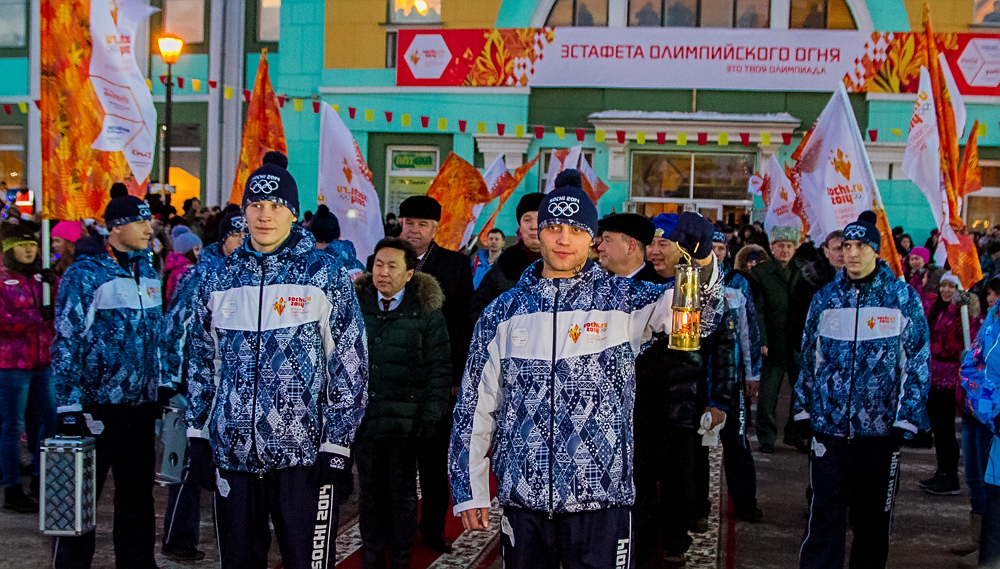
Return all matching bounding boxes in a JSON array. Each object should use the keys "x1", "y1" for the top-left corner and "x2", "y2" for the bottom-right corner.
[
  {"x1": 51, "y1": 185, "x2": 163, "y2": 569},
  {"x1": 185, "y1": 152, "x2": 368, "y2": 569},
  {"x1": 158, "y1": 208, "x2": 245, "y2": 562},
  {"x1": 794, "y1": 211, "x2": 929, "y2": 569},
  {"x1": 449, "y1": 170, "x2": 717, "y2": 569}
]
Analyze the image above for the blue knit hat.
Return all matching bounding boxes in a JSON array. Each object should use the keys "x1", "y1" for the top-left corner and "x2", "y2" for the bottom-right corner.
[
  {"x1": 712, "y1": 230, "x2": 726, "y2": 244},
  {"x1": 243, "y1": 151, "x2": 299, "y2": 216},
  {"x1": 651, "y1": 213, "x2": 679, "y2": 239},
  {"x1": 843, "y1": 211, "x2": 881, "y2": 253},
  {"x1": 173, "y1": 231, "x2": 202, "y2": 255},
  {"x1": 537, "y1": 170, "x2": 598, "y2": 238},
  {"x1": 171, "y1": 225, "x2": 190, "y2": 241}
]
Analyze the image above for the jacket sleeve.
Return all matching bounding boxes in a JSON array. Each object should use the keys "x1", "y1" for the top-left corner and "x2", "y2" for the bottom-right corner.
[
  {"x1": 741, "y1": 280, "x2": 763, "y2": 381},
  {"x1": 894, "y1": 287, "x2": 931, "y2": 433},
  {"x1": 793, "y1": 292, "x2": 824, "y2": 422},
  {"x1": 320, "y1": 265, "x2": 369, "y2": 458},
  {"x1": 0, "y1": 281, "x2": 44, "y2": 335},
  {"x1": 469, "y1": 265, "x2": 508, "y2": 327},
  {"x1": 706, "y1": 308, "x2": 737, "y2": 411},
  {"x1": 961, "y1": 305, "x2": 1000, "y2": 430},
  {"x1": 185, "y1": 272, "x2": 217, "y2": 433},
  {"x1": 51, "y1": 267, "x2": 94, "y2": 411},
  {"x1": 420, "y1": 309, "x2": 453, "y2": 425},
  {"x1": 162, "y1": 268, "x2": 199, "y2": 390},
  {"x1": 450, "y1": 307, "x2": 503, "y2": 514},
  {"x1": 749, "y1": 270, "x2": 769, "y2": 349}
]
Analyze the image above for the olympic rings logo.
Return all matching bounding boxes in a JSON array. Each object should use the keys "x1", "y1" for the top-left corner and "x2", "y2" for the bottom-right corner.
[
  {"x1": 843, "y1": 225, "x2": 866, "y2": 240},
  {"x1": 548, "y1": 200, "x2": 580, "y2": 217},
  {"x1": 248, "y1": 176, "x2": 280, "y2": 194},
  {"x1": 137, "y1": 204, "x2": 151, "y2": 218},
  {"x1": 230, "y1": 216, "x2": 248, "y2": 230}
]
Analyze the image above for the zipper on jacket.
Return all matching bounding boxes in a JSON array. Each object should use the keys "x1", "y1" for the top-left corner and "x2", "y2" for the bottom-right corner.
[
  {"x1": 252, "y1": 255, "x2": 266, "y2": 470},
  {"x1": 848, "y1": 286, "x2": 860, "y2": 439},
  {"x1": 549, "y1": 283, "x2": 559, "y2": 519}
]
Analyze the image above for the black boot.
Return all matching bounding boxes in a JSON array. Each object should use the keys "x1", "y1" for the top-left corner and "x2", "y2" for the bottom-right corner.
[{"x1": 4, "y1": 484, "x2": 39, "y2": 513}]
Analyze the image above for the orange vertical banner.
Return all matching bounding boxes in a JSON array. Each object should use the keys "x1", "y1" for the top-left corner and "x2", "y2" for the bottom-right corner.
[
  {"x1": 924, "y1": 5, "x2": 982, "y2": 288},
  {"x1": 40, "y1": 0, "x2": 156, "y2": 220},
  {"x1": 476, "y1": 153, "x2": 540, "y2": 246},
  {"x1": 229, "y1": 50, "x2": 287, "y2": 206}
]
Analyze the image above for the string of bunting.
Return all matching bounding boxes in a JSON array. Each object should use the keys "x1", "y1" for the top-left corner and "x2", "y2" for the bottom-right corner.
[{"x1": 11, "y1": 74, "x2": 995, "y2": 143}]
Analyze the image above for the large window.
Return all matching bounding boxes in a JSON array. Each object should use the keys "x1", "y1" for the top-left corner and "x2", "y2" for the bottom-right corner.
[
  {"x1": 0, "y1": 0, "x2": 25, "y2": 47},
  {"x1": 975, "y1": 0, "x2": 1000, "y2": 25},
  {"x1": 258, "y1": 0, "x2": 280, "y2": 42},
  {"x1": 627, "y1": 0, "x2": 769, "y2": 28},
  {"x1": 163, "y1": 0, "x2": 206, "y2": 43},
  {"x1": 789, "y1": 0, "x2": 856, "y2": 30},
  {"x1": 546, "y1": 0, "x2": 609, "y2": 27},
  {"x1": 390, "y1": 0, "x2": 441, "y2": 24},
  {"x1": 0, "y1": 125, "x2": 24, "y2": 191},
  {"x1": 632, "y1": 151, "x2": 755, "y2": 201}
]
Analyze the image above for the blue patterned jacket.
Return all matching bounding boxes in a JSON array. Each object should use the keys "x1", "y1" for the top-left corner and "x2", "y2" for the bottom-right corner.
[
  {"x1": 52, "y1": 245, "x2": 164, "y2": 410},
  {"x1": 794, "y1": 260, "x2": 930, "y2": 438},
  {"x1": 961, "y1": 303, "x2": 1000, "y2": 485},
  {"x1": 186, "y1": 225, "x2": 368, "y2": 473},
  {"x1": 161, "y1": 242, "x2": 225, "y2": 389},
  {"x1": 450, "y1": 259, "x2": 687, "y2": 515},
  {"x1": 724, "y1": 272, "x2": 762, "y2": 384}
]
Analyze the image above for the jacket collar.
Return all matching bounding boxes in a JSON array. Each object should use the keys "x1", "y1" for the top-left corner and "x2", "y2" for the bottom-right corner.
[
  {"x1": 833, "y1": 259, "x2": 896, "y2": 290},
  {"x1": 238, "y1": 224, "x2": 313, "y2": 262}
]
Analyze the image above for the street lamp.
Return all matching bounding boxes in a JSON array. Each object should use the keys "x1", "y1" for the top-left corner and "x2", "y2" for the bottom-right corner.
[{"x1": 157, "y1": 34, "x2": 184, "y2": 187}]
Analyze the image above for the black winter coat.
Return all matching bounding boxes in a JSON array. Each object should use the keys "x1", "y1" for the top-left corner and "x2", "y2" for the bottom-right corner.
[
  {"x1": 631, "y1": 267, "x2": 737, "y2": 432},
  {"x1": 468, "y1": 241, "x2": 542, "y2": 325},
  {"x1": 368, "y1": 241, "x2": 472, "y2": 386},
  {"x1": 354, "y1": 272, "x2": 452, "y2": 438}
]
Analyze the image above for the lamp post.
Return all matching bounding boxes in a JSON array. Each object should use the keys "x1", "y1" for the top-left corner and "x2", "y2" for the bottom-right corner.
[{"x1": 157, "y1": 34, "x2": 184, "y2": 188}]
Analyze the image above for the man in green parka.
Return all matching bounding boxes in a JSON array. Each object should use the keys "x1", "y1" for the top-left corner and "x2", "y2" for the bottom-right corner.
[
  {"x1": 354, "y1": 237, "x2": 452, "y2": 569},
  {"x1": 750, "y1": 226, "x2": 808, "y2": 454}
]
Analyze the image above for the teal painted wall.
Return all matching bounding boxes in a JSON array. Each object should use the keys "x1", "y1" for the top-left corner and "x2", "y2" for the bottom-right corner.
[
  {"x1": 864, "y1": 0, "x2": 911, "y2": 31},
  {"x1": 0, "y1": 57, "x2": 28, "y2": 97}
]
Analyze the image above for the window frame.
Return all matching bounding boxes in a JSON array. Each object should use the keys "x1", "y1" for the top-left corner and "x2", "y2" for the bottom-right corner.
[
  {"x1": 384, "y1": 145, "x2": 441, "y2": 216},
  {"x1": 626, "y1": 0, "x2": 771, "y2": 28},
  {"x1": 545, "y1": 0, "x2": 610, "y2": 27},
  {"x1": 0, "y1": 0, "x2": 28, "y2": 56},
  {"x1": 149, "y1": 0, "x2": 211, "y2": 55},
  {"x1": 788, "y1": 0, "x2": 856, "y2": 30},
  {"x1": 628, "y1": 147, "x2": 757, "y2": 205},
  {"x1": 387, "y1": 0, "x2": 443, "y2": 25},
  {"x1": 246, "y1": 0, "x2": 279, "y2": 55}
]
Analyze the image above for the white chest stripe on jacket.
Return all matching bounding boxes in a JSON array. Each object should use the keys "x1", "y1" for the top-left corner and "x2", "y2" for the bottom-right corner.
[
  {"x1": 85, "y1": 277, "x2": 162, "y2": 335},
  {"x1": 497, "y1": 308, "x2": 643, "y2": 361},
  {"x1": 209, "y1": 284, "x2": 333, "y2": 332},
  {"x1": 818, "y1": 307, "x2": 904, "y2": 342}
]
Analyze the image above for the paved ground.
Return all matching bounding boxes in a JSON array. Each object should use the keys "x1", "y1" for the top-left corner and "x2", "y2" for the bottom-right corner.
[
  {"x1": 0, "y1": 384, "x2": 976, "y2": 569},
  {"x1": 731, "y1": 387, "x2": 976, "y2": 569}
]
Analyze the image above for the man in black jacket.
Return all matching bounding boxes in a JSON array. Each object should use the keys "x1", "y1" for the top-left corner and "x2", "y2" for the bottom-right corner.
[
  {"x1": 365, "y1": 195, "x2": 471, "y2": 553},
  {"x1": 468, "y1": 192, "x2": 544, "y2": 323},
  {"x1": 632, "y1": 213, "x2": 737, "y2": 569},
  {"x1": 354, "y1": 238, "x2": 452, "y2": 569}
]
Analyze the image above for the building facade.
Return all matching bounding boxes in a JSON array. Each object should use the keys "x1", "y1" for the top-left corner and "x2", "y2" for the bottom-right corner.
[{"x1": 4, "y1": 0, "x2": 1000, "y2": 241}]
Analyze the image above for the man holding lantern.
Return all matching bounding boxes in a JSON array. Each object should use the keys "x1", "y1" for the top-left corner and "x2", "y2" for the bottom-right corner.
[{"x1": 449, "y1": 170, "x2": 727, "y2": 569}]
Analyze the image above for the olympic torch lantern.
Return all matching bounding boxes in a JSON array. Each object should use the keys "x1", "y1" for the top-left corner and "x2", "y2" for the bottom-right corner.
[{"x1": 668, "y1": 260, "x2": 701, "y2": 351}]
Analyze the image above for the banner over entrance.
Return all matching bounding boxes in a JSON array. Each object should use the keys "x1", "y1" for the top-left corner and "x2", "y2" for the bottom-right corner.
[{"x1": 397, "y1": 27, "x2": 1000, "y2": 96}]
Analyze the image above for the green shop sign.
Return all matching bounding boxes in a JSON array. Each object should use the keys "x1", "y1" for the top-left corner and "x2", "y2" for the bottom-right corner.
[{"x1": 392, "y1": 151, "x2": 437, "y2": 171}]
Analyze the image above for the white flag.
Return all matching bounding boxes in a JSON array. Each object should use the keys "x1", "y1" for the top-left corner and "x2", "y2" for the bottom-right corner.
[
  {"x1": 318, "y1": 102, "x2": 384, "y2": 261},
  {"x1": 461, "y1": 154, "x2": 508, "y2": 250},
  {"x1": 903, "y1": 68, "x2": 946, "y2": 241},
  {"x1": 88, "y1": 0, "x2": 158, "y2": 183},
  {"x1": 543, "y1": 145, "x2": 582, "y2": 193},
  {"x1": 759, "y1": 156, "x2": 803, "y2": 237},
  {"x1": 795, "y1": 86, "x2": 890, "y2": 246}
]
